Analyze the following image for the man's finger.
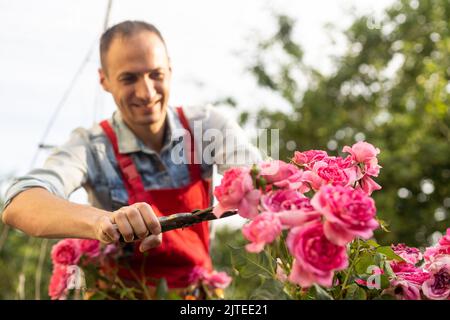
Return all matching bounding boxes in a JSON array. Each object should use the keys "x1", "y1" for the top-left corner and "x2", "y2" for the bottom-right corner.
[
  {"x1": 114, "y1": 209, "x2": 135, "y2": 242},
  {"x1": 126, "y1": 206, "x2": 149, "y2": 240},
  {"x1": 98, "y1": 215, "x2": 119, "y2": 243},
  {"x1": 135, "y1": 202, "x2": 161, "y2": 235},
  {"x1": 139, "y1": 234, "x2": 163, "y2": 252}
]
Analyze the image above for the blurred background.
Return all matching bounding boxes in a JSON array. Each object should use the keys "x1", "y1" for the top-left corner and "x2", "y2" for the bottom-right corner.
[{"x1": 0, "y1": 0, "x2": 449, "y2": 299}]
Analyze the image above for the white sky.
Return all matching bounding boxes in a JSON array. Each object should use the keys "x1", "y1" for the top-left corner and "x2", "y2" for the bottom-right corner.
[{"x1": 0, "y1": 0, "x2": 395, "y2": 227}]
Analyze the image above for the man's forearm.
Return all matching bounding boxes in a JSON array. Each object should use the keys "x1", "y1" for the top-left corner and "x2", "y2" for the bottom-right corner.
[{"x1": 1, "y1": 187, "x2": 109, "y2": 240}]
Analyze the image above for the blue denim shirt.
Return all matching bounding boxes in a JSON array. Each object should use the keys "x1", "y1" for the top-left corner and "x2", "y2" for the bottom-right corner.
[{"x1": 4, "y1": 105, "x2": 263, "y2": 211}]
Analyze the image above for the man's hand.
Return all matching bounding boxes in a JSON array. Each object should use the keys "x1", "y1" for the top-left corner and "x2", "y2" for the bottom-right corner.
[{"x1": 95, "y1": 202, "x2": 162, "y2": 252}]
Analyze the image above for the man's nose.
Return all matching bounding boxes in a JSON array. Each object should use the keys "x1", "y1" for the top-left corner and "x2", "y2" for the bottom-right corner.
[{"x1": 135, "y1": 77, "x2": 156, "y2": 102}]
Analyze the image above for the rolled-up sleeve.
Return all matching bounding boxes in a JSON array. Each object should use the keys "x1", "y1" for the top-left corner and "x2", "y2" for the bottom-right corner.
[{"x1": 4, "y1": 128, "x2": 91, "y2": 208}]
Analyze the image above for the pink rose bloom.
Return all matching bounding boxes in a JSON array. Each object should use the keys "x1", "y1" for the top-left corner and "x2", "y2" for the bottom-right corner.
[
  {"x1": 261, "y1": 189, "x2": 308, "y2": 212},
  {"x1": 363, "y1": 157, "x2": 381, "y2": 177},
  {"x1": 342, "y1": 141, "x2": 380, "y2": 164},
  {"x1": 213, "y1": 167, "x2": 261, "y2": 219},
  {"x1": 391, "y1": 244, "x2": 423, "y2": 265},
  {"x1": 292, "y1": 150, "x2": 328, "y2": 170},
  {"x1": 390, "y1": 261, "x2": 418, "y2": 273},
  {"x1": 301, "y1": 157, "x2": 360, "y2": 191},
  {"x1": 438, "y1": 228, "x2": 450, "y2": 247},
  {"x1": 51, "y1": 239, "x2": 81, "y2": 266},
  {"x1": 422, "y1": 255, "x2": 450, "y2": 300},
  {"x1": 342, "y1": 142, "x2": 381, "y2": 195},
  {"x1": 48, "y1": 264, "x2": 70, "y2": 300},
  {"x1": 424, "y1": 247, "x2": 450, "y2": 269},
  {"x1": 396, "y1": 270, "x2": 430, "y2": 286},
  {"x1": 78, "y1": 239, "x2": 101, "y2": 259},
  {"x1": 287, "y1": 221, "x2": 348, "y2": 288},
  {"x1": 384, "y1": 279, "x2": 422, "y2": 300},
  {"x1": 311, "y1": 185, "x2": 379, "y2": 246},
  {"x1": 261, "y1": 190, "x2": 321, "y2": 228},
  {"x1": 358, "y1": 175, "x2": 382, "y2": 195},
  {"x1": 188, "y1": 266, "x2": 232, "y2": 289},
  {"x1": 259, "y1": 160, "x2": 307, "y2": 191},
  {"x1": 188, "y1": 266, "x2": 207, "y2": 284},
  {"x1": 242, "y1": 212, "x2": 282, "y2": 253},
  {"x1": 203, "y1": 270, "x2": 232, "y2": 289}
]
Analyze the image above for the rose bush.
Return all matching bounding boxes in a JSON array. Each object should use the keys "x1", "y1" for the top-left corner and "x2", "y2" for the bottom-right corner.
[{"x1": 212, "y1": 142, "x2": 449, "y2": 300}]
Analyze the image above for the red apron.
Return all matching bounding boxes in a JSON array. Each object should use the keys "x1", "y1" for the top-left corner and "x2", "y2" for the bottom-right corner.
[{"x1": 99, "y1": 107, "x2": 212, "y2": 289}]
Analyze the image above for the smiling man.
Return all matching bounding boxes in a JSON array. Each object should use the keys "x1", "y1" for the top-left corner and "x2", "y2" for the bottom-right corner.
[{"x1": 1, "y1": 20, "x2": 262, "y2": 297}]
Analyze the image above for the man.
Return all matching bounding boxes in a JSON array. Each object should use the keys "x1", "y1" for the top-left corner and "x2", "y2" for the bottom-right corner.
[{"x1": 2, "y1": 21, "x2": 261, "y2": 295}]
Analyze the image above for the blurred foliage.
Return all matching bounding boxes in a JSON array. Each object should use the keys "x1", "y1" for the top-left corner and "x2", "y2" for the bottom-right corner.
[{"x1": 238, "y1": 0, "x2": 449, "y2": 247}]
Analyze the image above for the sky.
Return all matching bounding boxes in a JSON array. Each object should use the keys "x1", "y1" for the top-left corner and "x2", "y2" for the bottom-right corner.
[{"x1": 0, "y1": 0, "x2": 395, "y2": 228}]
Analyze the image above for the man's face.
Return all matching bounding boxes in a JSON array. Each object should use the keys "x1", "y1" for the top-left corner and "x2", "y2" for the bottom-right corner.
[{"x1": 99, "y1": 31, "x2": 171, "y2": 128}]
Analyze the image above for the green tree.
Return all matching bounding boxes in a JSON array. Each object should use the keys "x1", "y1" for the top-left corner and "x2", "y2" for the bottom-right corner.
[{"x1": 239, "y1": 0, "x2": 449, "y2": 247}]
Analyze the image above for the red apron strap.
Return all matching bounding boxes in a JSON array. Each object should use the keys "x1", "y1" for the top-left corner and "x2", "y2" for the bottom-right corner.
[
  {"x1": 99, "y1": 120, "x2": 146, "y2": 201},
  {"x1": 176, "y1": 106, "x2": 202, "y2": 181}
]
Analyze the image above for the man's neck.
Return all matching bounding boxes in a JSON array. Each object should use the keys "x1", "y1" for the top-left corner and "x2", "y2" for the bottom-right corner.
[{"x1": 125, "y1": 118, "x2": 167, "y2": 154}]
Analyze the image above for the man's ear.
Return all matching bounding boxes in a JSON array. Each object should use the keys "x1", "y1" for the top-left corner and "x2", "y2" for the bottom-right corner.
[{"x1": 98, "y1": 68, "x2": 111, "y2": 92}]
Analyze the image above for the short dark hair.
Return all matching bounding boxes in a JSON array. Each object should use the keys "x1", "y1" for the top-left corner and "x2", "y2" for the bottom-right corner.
[{"x1": 99, "y1": 20, "x2": 167, "y2": 72}]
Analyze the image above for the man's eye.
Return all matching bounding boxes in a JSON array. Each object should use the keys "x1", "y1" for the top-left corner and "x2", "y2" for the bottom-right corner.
[
  {"x1": 120, "y1": 76, "x2": 136, "y2": 83},
  {"x1": 151, "y1": 72, "x2": 164, "y2": 80}
]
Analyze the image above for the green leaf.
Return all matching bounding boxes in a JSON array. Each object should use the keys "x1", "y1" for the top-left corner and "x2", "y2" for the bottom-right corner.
[
  {"x1": 229, "y1": 245, "x2": 273, "y2": 279},
  {"x1": 376, "y1": 246, "x2": 404, "y2": 262},
  {"x1": 355, "y1": 253, "x2": 376, "y2": 275},
  {"x1": 379, "y1": 274, "x2": 391, "y2": 290},
  {"x1": 249, "y1": 278, "x2": 291, "y2": 300},
  {"x1": 345, "y1": 284, "x2": 368, "y2": 300},
  {"x1": 311, "y1": 284, "x2": 334, "y2": 300},
  {"x1": 366, "y1": 239, "x2": 380, "y2": 248}
]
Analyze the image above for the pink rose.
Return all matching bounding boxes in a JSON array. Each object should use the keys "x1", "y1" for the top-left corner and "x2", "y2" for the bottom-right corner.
[
  {"x1": 78, "y1": 239, "x2": 101, "y2": 259},
  {"x1": 287, "y1": 221, "x2": 348, "y2": 288},
  {"x1": 391, "y1": 244, "x2": 422, "y2": 265},
  {"x1": 383, "y1": 279, "x2": 422, "y2": 300},
  {"x1": 261, "y1": 190, "x2": 321, "y2": 228},
  {"x1": 48, "y1": 264, "x2": 70, "y2": 300},
  {"x1": 259, "y1": 160, "x2": 307, "y2": 191},
  {"x1": 311, "y1": 185, "x2": 379, "y2": 246},
  {"x1": 301, "y1": 157, "x2": 360, "y2": 191},
  {"x1": 358, "y1": 175, "x2": 382, "y2": 195},
  {"x1": 292, "y1": 150, "x2": 328, "y2": 170},
  {"x1": 424, "y1": 245, "x2": 450, "y2": 269},
  {"x1": 438, "y1": 228, "x2": 450, "y2": 248},
  {"x1": 188, "y1": 266, "x2": 232, "y2": 289},
  {"x1": 203, "y1": 270, "x2": 232, "y2": 289},
  {"x1": 213, "y1": 167, "x2": 261, "y2": 219},
  {"x1": 422, "y1": 255, "x2": 450, "y2": 300},
  {"x1": 261, "y1": 189, "x2": 308, "y2": 212},
  {"x1": 51, "y1": 239, "x2": 81, "y2": 266},
  {"x1": 390, "y1": 261, "x2": 418, "y2": 273},
  {"x1": 342, "y1": 141, "x2": 380, "y2": 163},
  {"x1": 396, "y1": 270, "x2": 430, "y2": 286},
  {"x1": 242, "y1": 212, "x2": 282, "y2": 253},
  {"x1": 188, "y1": 266, "x2": 206, "y2": 284}
]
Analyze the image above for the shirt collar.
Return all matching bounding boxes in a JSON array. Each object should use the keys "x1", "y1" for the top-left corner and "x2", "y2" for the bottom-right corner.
[{"x1": 111, "y1": 106, "x2": 186, "y2": 154}]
